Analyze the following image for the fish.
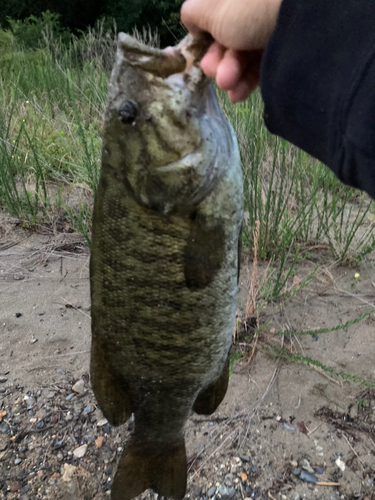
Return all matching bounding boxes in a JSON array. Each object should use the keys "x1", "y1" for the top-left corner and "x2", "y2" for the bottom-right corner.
[{"x1": 90, "y1": 32, "x2": 243, "y2": 500}]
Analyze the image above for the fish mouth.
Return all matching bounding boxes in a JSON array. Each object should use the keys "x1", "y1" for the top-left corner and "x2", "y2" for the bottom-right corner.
[{"x1": 117, "y1": 32, "x2": 213, "y2": 80}]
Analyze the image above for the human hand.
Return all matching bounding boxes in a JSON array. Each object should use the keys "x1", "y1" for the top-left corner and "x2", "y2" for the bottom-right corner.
[{"x1": 181, "y1": 0, "x2": 282, "y2": 102}]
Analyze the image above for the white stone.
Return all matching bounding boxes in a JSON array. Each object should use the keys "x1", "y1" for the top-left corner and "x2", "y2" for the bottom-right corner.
[
  {"x1": 73, "y1": 444, "x2": 87, "y2": 459},
  {"x1": 72, "y1": 379, "x2": 85, "y2": 394}
]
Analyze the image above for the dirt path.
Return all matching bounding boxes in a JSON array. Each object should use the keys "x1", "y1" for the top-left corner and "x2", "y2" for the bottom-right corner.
[{"x1": 1, "y1": 230, "x2": 375, "y2": 500}]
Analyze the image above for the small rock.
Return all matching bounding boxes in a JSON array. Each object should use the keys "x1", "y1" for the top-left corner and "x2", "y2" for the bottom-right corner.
[
  {"x1": 224, "y1": 473, "x2": 234, "y2": 486},
  {"x1": 36, "y1": 420, "x2": 45, "y2": 429},
  {"x1": 57, "y1": 451, "x2": 63, "y2": 460},
  {"x1": 15, "y1": 313, "x2": 22, "y2": 318},
  {"x1": 51, "y1": 472, "x2": 60, "y2": 479},
  {"x1": 82, "y1": 406, "x2": 92, "y2": 414},
  {"x1": 14, "y1": 272, "x2": 24, "y2": 280},
  {"x1": 95, "y1": 436, "x2": 104, "y2": 449},
  {"x1": 37, "y1": 390, "x2": 42, "y2": 397},
  {"x1": 97, "y1": 418, "x2": 109, "y2": 427},
  {"x1": 301, "y1": 459, "x2": 315, "y2": 474},
  {"x1": 62, "y1": 463, "x2": 76, "y2": 482},
  {"x1": 293, "y1": 468, "x2": 301, "y2": 476},
  {"x1": 65, "y1": 412, "x2": 73, "y2": 421},
  {"x1": 0, "y1": 421, "x2": 9, "y2": 433},
  {"x1": 0, "y1": 387, "x2": 5, "y2": 394},
  {"x1": 56, "y1": 369, "x2": 65, "y2": 375},
  {"x1": 0, "y1": 450, "x2": 10, "y2": 461},
  {"x1": 207, "y1": 486, "x2": 216, "y2": 497},
  {"x1": 218, "y1": 485, "x2": 229, "y2": 497},
  {"x1": 0, "y1": 377, "x2": 7, "y2": 383},
  {"x1": 315, "y1": 467, "x2": 323, "y2": 475},
  {"x1": 228, "y1": 487, "x2": 236, "y2": 499},
  {"x1": 72, "y1": 379, "x2": 85, "y2": 394},
  {"x1": 66, "y1": 393, "x2": 75, "y2": 401},
  {"x1": 0, "y1": 437, "x2": 7, "y2": 452},
  {"x1": 14, "y1": 458, "x2": 22, "y2": 465},
  {"x1": 73, "y1": 444, "x2": 87, "y2": 458},
  {"x1": 240, "y1": 455, "x2": 250, "y2": 462},
  {"x1": 38, "y1": 312, "x2": 45, "y2": 316},
  {"x1": 240, "y1": 472, "x2": 247, "y2": 481},
  {"x1": 9, "y1": 481, "x2": 20, "y2": 492},
  {"x1": 299, "y1": 470, "x2": 318, "y2": 483},
  {"x1": 47, "y1": 391, "x2": 55, "y2": 399},
  {"x1": 192, "y1": 486, "x2": 202, "y2": 497},
  {"x1": 30, "y1": 339, "x2": 38, "y2": 344},
  {"x1": 336, "y1": 457, "x2": 346, "y2": 471},
  {"x1": 37, "y1": 470, "x2": 45, "y2": 479},
  {"x1": 19, "y1": 485, "x2": 29, "y2": 494},
  {"x1": 283, "y1": 423, "x2": 295, "y2": 431}
]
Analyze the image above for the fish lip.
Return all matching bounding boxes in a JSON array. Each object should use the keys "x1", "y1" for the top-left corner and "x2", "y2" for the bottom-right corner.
[{"x1": 117, "y1": 32, "x2": 212, "y2": 81}]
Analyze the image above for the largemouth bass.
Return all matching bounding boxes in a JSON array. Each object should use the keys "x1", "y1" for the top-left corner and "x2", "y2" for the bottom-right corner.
[{"x1": 90, "y1": 32, "x2": 243, "y2": 500}]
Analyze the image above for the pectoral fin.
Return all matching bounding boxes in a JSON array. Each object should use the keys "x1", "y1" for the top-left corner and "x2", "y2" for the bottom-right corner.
[
  {"x1": 90, "y1": 336, "x2": 132, "y2": 426},
  {"x1": 193, "y1": 355, "x2": 230, "y2": 415}
]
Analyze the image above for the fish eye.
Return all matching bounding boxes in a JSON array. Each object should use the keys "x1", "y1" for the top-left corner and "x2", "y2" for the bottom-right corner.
[{"x1": 119, "y1": 99, "x2": 138, "y2": 124}]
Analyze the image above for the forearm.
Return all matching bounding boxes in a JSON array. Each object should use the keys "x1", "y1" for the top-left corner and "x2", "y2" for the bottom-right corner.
[{"x1": 261, "y1": 0, "x2": 375, "y2": 199}]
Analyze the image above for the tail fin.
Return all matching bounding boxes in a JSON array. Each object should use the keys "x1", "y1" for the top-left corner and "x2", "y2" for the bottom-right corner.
[{"x1": 111, "y1": 438, "x2": 187, "y2": 500}]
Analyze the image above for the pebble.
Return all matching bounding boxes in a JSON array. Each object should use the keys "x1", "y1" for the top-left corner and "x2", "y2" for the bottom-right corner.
[
  {"x1": 299, "y1": 470, "x2": 318, "y2": 483},
  {"x1": 0, "y1": 377, "x2": 7, "y2": 383},
  {"x1": 207, "y1": 486, "x2": 216, "y2": 497},
  {"x1": 15, "y1": 313, "x2": 22, "y2": 318},
  {"x1": 66, "y1": 393, "x2": 75, "y2": 401},
  {"x1": 301, "y1": 459, "x2": 315, "y2": 474},
  {"x1": 47, "y1": 391, "x2": 55, "y2": 399},
  {"x1": 36, "y1": 420, "x2": 45, "y2": 429},
  {"x1": 56, "y1": 369, "x2": 65, "y2": 375},
  {"x1": 315, "y1": 467, "x2": 323, "y2": 475},
  {"x1": 82, "y1": 405, "x2": 92, "y2": 414},
  {"x1": 57, "y1": 451, "x2": 63, "y2": 460},
  {"x1": 336, "y1": 457, "x2": 346, "y2": 471},
  {"x1": 0, "y1": 387, "x2": 5, "y2": 394},
  {"x1": 240, "y1": 455, "x2": 250, "y2": 462},
  {"x1": 97, "y1": 418, "x2": 109, "y2": 427},
  {"x1": 9, "y1": 481, "x2": 20, "y2": 492},
  {"x1": 30, "y1": 339, "x2": 38, "y2": 344},
  {"x1": 14, "y1": 458, "x2": 22, "y2": 465},
  {"x1": 293, "y1": 468, "x2": 301, "y2": 476},
  {"x1": 72, "y1": 379, "x2": 85, "y2": 394},
  {"x1": 19, "y1": 485, "x2": 30, "y2": 494},
  {"x1": 218, "y1": 485, "x2": 229, "y2": 497},
  {"x1": 73, "y1": 444, "x2": 88, "y2": 458},
  {"x1": 0, "y1": 438, "x2": 7, "y2": 452},
  {"x1": 224, "y1": 473, "x2": 234, "y2": 486},
  {"x1": 0, "y1": 421, "x2": 9, "y2": 433},
  {"x1": 14, "y1": 272, "x2": 25, "y2": 280},
  {"x1": 37, "y1": 390, "x2": 42, "y2": 397},
  {"x1": 228, "y1": 488, "x2": 236, "y2": 499},
  {"x1": 283, "y1": 423, "x2": 295, "y2": 431}
]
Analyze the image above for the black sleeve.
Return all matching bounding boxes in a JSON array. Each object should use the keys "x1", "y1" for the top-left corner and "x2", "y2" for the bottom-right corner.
[{"x1": 260, "y1": 0, "x2": 375, "y2": 199}]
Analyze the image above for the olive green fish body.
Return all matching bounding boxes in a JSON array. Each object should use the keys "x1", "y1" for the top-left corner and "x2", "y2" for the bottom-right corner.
[{"x1": 90, "y1": 33, "x2": 243, "y2": 500}]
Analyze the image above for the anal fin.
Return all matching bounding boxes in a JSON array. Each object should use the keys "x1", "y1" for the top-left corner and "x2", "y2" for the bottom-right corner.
[
  {"x1": 111, "y1": 438, "x2": 187, "y2": 500},
  {"x1": 90, "y1": 337, "x2": 132, "y2": 426},
  {"x1": 193, "y1": 355, "x2": 229, "y2": 415}
]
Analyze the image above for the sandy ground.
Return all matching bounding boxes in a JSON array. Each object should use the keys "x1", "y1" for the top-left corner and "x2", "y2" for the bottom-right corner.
[{"x1": 1, "y1": 226, "x2": 375, "y2": 500}]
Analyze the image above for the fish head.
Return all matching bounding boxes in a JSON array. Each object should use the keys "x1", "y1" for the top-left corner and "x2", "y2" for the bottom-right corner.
[{"x1": 103, "y1": 33, "x2": 238, "y2": 213}]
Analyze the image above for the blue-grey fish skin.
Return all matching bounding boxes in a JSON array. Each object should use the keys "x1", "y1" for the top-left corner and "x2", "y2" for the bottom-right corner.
[{"x1": 90, "y1": 33, "x2": 243, "y2": 500}]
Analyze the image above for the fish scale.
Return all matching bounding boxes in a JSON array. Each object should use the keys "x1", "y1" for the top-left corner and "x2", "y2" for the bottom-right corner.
[{"x1": 90, "y1": 32, "x2": 243, "y2": 500}]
